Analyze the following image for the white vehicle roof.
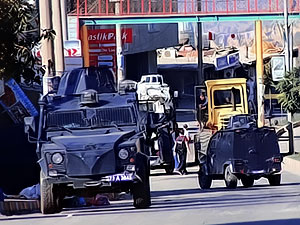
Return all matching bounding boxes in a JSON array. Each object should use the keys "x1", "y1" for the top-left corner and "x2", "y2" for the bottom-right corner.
[{"x1": 140, "y1": 74, "x2": 164, "y2": 84}]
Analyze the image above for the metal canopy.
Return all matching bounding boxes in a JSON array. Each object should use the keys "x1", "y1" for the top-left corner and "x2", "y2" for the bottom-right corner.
[{"x1": 81, "y1": 13, "x2": 300, "y2": 25}]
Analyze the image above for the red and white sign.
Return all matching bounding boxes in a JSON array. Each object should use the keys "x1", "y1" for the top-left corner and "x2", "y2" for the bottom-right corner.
[
  {"x1": 85, "y1": 28, "x2": 133, "y2": 71},
  {"x1": 64, "y1": 40, "x2": 82, "y2": 57},
  {"x1": 87, "y1": 28, "x2": 133, "y2": 44}
]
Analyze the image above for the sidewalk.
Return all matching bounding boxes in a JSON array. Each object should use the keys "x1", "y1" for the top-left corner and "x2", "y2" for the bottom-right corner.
[
  {"x1": 282, "y1": 156, "x2": 300, "y2": 176},
  {"x1": 0, "y1": 199, "x2": 40, "y2": 216}
]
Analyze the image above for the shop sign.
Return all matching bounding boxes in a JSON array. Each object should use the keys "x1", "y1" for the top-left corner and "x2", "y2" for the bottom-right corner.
[
  {"x1": 271, "y1": 56, "x2": 285, "y2": 81},
  {"x1": 87, "y1": 29, "x2": 133, "y2": 44},
  {"x1": 214, "y1": 52, "x2": 239, "y2": 71}
]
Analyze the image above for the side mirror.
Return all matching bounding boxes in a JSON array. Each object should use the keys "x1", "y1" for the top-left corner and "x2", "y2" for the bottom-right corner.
[
  {"x1": 24, "y1": 116, "x2": 36, "y2": 134},
  {"x1": 24, "y1": 116, "x2": 38, "y2": 143}
]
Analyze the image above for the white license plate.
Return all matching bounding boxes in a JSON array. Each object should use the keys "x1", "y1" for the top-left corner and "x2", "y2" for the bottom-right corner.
[{"x1": 105, "y1": 173, "x2": 133, "y2": 182}]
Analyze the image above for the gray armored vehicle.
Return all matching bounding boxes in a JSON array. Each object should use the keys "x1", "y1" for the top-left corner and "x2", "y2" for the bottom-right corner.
[
  {"x1": 24, "y1": 67, "x2": 151, "y2": 214},
  {"x1": 198, "y1": 115, "x2": 283, "y2": 189}
]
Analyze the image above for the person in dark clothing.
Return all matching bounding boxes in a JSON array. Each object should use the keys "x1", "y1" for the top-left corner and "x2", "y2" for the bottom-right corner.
[
  {"x1": 174, "y1": 129, "x2": 190, "y2": 175},
  {"x1": 198, "y1": 93, "x2": 208, "y2": 127}
]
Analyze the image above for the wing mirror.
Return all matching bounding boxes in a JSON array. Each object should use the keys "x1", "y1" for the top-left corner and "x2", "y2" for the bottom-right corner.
[
  {"x1": 24, "y1": 116, "x2": 35, "y2": 134},
  {"x1": 24, "y1": 116, "x2": 38, "y2": 143}
]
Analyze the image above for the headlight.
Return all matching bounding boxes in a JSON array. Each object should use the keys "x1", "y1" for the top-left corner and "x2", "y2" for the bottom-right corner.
[
  {"x1": 118, "y1": 149, "x2": 129, "y2": 160},
  {"x1": 51, "y1": 153, "x2": 64, "y2": 164}
]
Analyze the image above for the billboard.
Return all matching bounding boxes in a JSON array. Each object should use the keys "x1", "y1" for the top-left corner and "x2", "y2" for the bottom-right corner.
[{"x1": 86, "y1": 28, "x2": 133, "y2": 71}]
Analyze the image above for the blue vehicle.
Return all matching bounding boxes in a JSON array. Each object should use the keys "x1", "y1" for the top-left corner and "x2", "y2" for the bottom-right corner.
[{"x1": 24, "y1": 67, "x2": 151, "y2": 214}]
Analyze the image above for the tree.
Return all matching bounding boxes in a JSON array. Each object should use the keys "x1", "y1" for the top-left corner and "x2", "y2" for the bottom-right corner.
[
  {"x1": 0, "y1": 0, "x2": 54, "y2": 84},
  {"x1": 275, "y1": 67, "x2": 300, "y2": 116}
]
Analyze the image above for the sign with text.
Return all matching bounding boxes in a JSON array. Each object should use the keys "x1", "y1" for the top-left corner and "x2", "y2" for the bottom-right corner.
[
  {"x1": 0, "y1": 79, "x2": 38, "y2": 124},
  {"x1": 87, "y1": 28, "x2": 133, "y2": 44},
  {"x1": 64, "y1": 40, "x2": 82, "y2": 57},
  {"x1": 86, "y1": 28, "x2": 133, "y2": 71},
  {"x1": 271, "y1": 56, "x2": 285, "y2": 81},
  {"x1": 214, "y1": 52, "x2": 239, "y2": 71}
]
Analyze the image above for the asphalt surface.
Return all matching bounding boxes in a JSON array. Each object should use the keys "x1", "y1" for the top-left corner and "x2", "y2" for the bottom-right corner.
[{"x1": 1, "y1": 167, "x2": 300, "y2": 225}]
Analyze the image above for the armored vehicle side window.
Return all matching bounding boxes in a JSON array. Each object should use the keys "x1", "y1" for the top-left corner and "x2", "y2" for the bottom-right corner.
[{"x1": 214, "y1": 89, "x2": 241, "y2": 106}]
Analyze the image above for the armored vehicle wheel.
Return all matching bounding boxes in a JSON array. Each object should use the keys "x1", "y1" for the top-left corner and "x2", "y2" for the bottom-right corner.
[
  {"x1": 241, "y1": 176, "x2": 254, "y2": 187},
  {"x1": 198, "y1": 171, "x2": 212, "y2": 189},
  {"x1": 40, "y1": 172, "x2": 61, "y2": 214},
  {"x1": 132, "y1": 180, "x2": 151, "y2": 209},
  {"x1": 224, "y1": 166, "x2": 238, "y2": 189},
  {"x1": 132, "y1": 159, "x2": 151, "y2": 209},
  {"x1": 268, "y1": 174, "x2": 281, "y2": 186}
]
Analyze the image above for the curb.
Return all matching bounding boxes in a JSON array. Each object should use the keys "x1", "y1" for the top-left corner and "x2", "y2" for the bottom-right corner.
[
  {"x1": 0, "y1": 199, "x2": 40, "y2": 216},
  {"x1": 282, "y1": 157, "x2": 300, "y2": 175}
]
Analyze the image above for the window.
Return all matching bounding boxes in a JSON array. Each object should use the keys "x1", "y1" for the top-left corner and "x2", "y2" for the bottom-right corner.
[
  {"x1": 152, "y1": 77, "x2": 157, "y2": 82},
  {"x1": 157, "y1": 76, "x2": 162, "y2": 84},
  {"x1": 213, "y1": 89, "x2": 241, "y2": 106}
]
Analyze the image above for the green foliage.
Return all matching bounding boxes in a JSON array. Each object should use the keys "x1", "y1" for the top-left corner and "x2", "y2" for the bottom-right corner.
[
  {"x1": 275, "y1": 67, "x2": 300, "y2": 115},
  {"x1": 0, "y1": 0, "x2": 55, "y2": 84}
]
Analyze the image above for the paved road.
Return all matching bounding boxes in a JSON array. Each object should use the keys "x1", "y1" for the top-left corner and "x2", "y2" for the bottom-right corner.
[{"x1": 1, "y1": 167, "x2": 300, "y2": 225}]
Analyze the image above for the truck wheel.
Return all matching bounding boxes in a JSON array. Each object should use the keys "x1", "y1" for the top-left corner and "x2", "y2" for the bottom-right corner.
[
  {"x1": 40, "y1": 172, "x2": 61, "y2": 214},
  {"x1": 268, "y1": 174, "x2": 281, "y2": 186},
  {"x1": 198, "y1": 171, "x2": 212, "y2": 189},
  {"x1": 224, "y1": 166, "x2": 238, "y2": 189},
  {"x1": 241, "y1": 176, "x2": 254, "y2": 188}
]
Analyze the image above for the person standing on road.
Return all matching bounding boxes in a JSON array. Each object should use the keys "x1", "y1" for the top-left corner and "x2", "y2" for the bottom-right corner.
[
  {"x1": 183, "y1": 124, "x2": 191, "y2": 143},
  {"x1": 171, "y1": 128, "x2": 179, "y2": 169},
  {"x1": 198, "y1": 93, "x2": 208, "y2": 128},
  {"x1": 174, "y1": 129, "x2": 190, "y2": 175}
]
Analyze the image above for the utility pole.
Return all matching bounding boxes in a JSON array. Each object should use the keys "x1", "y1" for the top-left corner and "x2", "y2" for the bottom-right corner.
[
  {"x1": 284, "y1": 0, "x2": 291, "y2": 73},
  {"x1": 284, "y1": 0, "x2": 294, "y2": 154},
  {"x1": 39, "y1": 0, "x2": 54, "y2": 95},
  {"x1": 51, "y1": 0, "x2": 65, "y2": 76},
  {"x1": 255, "y1": 20, "x2": 264, "y2": 128},
  {"x1": 114, "y1": 0, "x2": 125, "y2": 86},
  {"x1": 60, "y1": 0, "x2": 68, "y2": 41},
  {"x1": 197, "y1": 22, "x2": 203, "y2": 85}
]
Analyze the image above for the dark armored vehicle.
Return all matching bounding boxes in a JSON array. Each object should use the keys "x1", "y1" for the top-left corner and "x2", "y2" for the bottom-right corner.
[
  {"x1": 198, "y1": 115, "x2": 282, "y2": 189},
  {"x1": 25, "y1": 67, "x2": 151, "y2": 214}
]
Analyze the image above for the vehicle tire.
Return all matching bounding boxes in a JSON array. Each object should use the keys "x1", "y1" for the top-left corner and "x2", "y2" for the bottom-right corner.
[
  {"x1": 40, "y1": 171, "x2": 61, "y2": 214},
  {"x1": 241, "y1": 176, "x2": 254, "y2": 188},
  {"x1": 132, "y1": 157, "x2": 151, "y2": 209},
  {"x1": 198, "y1": 171, "x2": 212, "y2": 189},
  {"x1": 224, "y1": 166, "x2": 238, "y2": 189},
  {"x1": 268, "y1": 174, "x2": 281, "y2": 186},
  {"x1": 132, "y1": 179, "x2": 151, "y2": 209}
]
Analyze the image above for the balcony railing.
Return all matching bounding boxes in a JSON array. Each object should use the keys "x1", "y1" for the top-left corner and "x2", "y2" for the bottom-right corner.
[{"x1": 67, "y1": 0, "x2": 300, "y2": 17}]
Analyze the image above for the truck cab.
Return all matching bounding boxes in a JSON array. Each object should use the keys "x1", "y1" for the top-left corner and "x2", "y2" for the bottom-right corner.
[{"x1": 205, "y1": 78, "x2": 248, "y2": 130}]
